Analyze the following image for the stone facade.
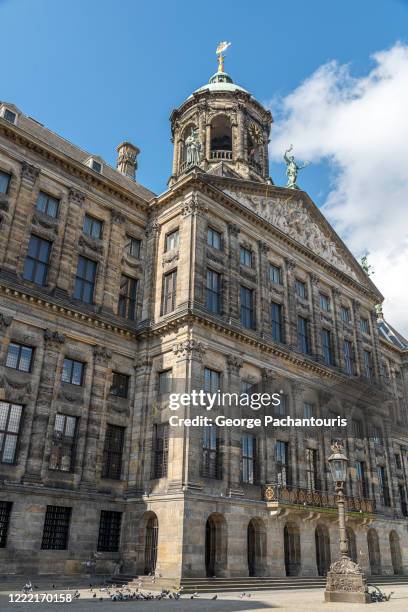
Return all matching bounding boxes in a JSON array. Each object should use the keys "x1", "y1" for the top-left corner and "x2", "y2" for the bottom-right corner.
[{"x1": 0, "y1": 65, "x2": 407, "y2": 581}]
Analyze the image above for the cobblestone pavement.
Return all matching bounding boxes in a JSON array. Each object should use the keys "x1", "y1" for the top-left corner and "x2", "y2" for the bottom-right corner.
[{"x1": 0, "y1": 585, "x2": 407, "y2": 611}]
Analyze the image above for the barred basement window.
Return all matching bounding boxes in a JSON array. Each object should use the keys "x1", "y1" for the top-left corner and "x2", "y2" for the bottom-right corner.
[
  {"x1": 49, "y1": 414, "x2": 77, "y2": 472},
  {"x1": 0, "y1": 402, "x2": 23, "y2": 464},
  {"x1": 152, "y1": 423, "x2": 169, "y2": 479},
  {"x1": 118, "y1": 275, "x2": 138, "y2": 321},
  {"x1": 6, "y1": 342, "x2": 33, "y2": 372},
  {"x1": 102, "y1": 425, "x2": 125, "y2": 480},
  {"x1": 97, "y1": 510, "x2": 122, "y2": 552},
  {"x1": 0, "y1": 501, "x2": 12, "y2": 547},
  {"x1": 110, "y1": 372, "x2": 129, "y2": 399},
  {"x1": 41, "y1": 505, "x2": 71, "y2": 550}
]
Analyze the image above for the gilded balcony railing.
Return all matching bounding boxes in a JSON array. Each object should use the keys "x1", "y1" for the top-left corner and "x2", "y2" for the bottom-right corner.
[{"x1": 264, "y1": 483, "x2": 376, "y2": 514}]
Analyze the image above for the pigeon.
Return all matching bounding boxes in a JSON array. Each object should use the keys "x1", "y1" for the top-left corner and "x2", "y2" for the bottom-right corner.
[
  {"x1": 93, "y1": 593, "x2": 96, "y2": 598},
  {"x1": 212, "y1": 594, "x2": 218, "y2": 600}
]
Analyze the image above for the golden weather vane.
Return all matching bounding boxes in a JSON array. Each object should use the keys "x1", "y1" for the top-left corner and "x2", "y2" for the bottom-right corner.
[{"x1": 216, "y1": 41, "x2": 231, "y2": 72}]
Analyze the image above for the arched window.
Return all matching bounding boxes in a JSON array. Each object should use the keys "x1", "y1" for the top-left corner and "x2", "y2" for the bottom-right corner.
[
  {"x1": 315, "y1": 524, "x2": 331, "y2": 576},
  {"x1": 389, "y1": 531, "x2": 403, "y2": 575},
  {"x1": 210, "y1": 115, "x2": 232, "y2": 160},
  {"x1": 144, "y1": 513, "x2": 158, "y2": 575},
  {"x1": 205, "y1": 513, "x2": 227, "y2": 577},
  {"x1": 247, "y1": 518, "x2": 266, "y2": 576}
]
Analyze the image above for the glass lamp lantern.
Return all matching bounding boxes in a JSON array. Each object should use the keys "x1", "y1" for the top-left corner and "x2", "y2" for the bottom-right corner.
[{"x1": 328, "y1": 442, "x2": 349, "y2": 483}]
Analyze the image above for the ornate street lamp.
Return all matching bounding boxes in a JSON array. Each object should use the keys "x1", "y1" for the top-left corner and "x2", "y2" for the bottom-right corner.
[{"x1": 324, "y1": 442, "x2": 370, "y2": 604}]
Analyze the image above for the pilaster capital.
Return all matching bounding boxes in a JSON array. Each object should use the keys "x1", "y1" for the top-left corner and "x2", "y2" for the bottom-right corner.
[
  {"x1": 309, "y1": 273, "x2": 320, "y2": 286},
  {"x1": 284, "y1": 257, "x2": 296, "y2": 271},
  {"x1": 227, "y1": 354, "x2": 243, "y2": 371},
  {"x1": 110, "y1": 209, "x2": 126, "y2": 225},
  {"x1": 21, "y1": 162, "x2": 40, "y2": 186},
  {"x1": 134, "y1": 355, "x2": 153, "y2": 371},
  {"x1": 0, "y1": 312, "x2": 12, "y2": 329},
  {"x1": 145, "y1": 219, "x2": 161, "y2": 237},
  {"x1": 291, "y1": 381, "x2": 305, "y2": 399},
  {"x1": 228, "y1": 223, "x2": 240, "y2": 237},
  {"x1": 173, "y1": 339, "x2": 205, "y2": 361},
  {"x1": 257, "y1": 240, "x2": 270, "y2": 254},
  {"x1": 44, "y1": 328, "x2": 65, "y2": 346},
  {"x1": 181, "y1": 194, "x2": 208, "y2": 217},
  {"x1": 68, "y1": 187, "x2": 85, "y2": 206},
  {"x1": 93, "y1": 345, "x2": 112, "y2": 364}
]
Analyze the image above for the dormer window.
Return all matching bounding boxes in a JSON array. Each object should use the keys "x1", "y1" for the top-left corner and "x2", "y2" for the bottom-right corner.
[
  {"x1": 85, "y1": 157, "x2": 103, "y2": 173},
  {"x1": 1, "y1": 107, "x2": 17, "y2": 125}
]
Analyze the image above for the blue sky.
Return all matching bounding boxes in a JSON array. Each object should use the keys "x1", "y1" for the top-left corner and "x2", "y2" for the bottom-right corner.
[{"x1": 1, "y1": 0, "x2": 407, "y2": 200}]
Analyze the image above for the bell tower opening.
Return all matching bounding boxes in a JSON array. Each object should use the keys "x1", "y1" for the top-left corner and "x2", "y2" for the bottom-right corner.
[{"x1": 210, "y1": 115, "x2": 232, "y2": 161}]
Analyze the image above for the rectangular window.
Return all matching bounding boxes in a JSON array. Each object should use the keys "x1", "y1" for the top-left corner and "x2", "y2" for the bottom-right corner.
[
  {"x1": 118, "y1": 275, "x2": 138, "y2": 321},
  {"x1": 269, "y1": 264, "x2": 283, "y2": 285},
  {"x1": 276, "y1": 440, "x2": 290, "y2": 486},
  {"x1": 158, "y1": 369, "x2": 172, "y2": 396},
  {"x1": 0, "y1": 402, "x2": 23, "y2": 464},
  {"x1": 3, "y1": 109, "x2": 16, "y2": 124},
  {"x1": 102, "y1": 424, "x2": 125, "y2": 480},
  {"x1": 49, "y1": 414, "x2": 77, "y2": 472},
  {"x1": 127, "y1": 236, "x2": 141, "y2": 258},
  {"x1": 377, "y1": 466, "x2": 390, "y2": 506},
  {"x1": 340, "y1": 305, "x2": 351, "y2": 324},
  {"x1": 74, "y1": 256, "x2": 97, "y2": 304},
  {"x1": 319, "y1": 293, "x2": 330, "y2": 311},
  {"x1": 0, "y1": 170, "x2": 11, "y2": 194},
  {"x1": 83, "y1": 214, "x2": 103, "y2": 239},
  {"x1": 240, "y1": 286, "x2": 255, "y2": 329},
  {"x1": 241, "y1": 434, "x2": 257, "y2": 484},
  {"x1": 23, "y1": 235, "x2": 52, "y2": 286},
  {"x1": 271, "y1": 302, "x2": 284, "y2": 343},
  {"x1": 321, "y1": 329, "x2": 333, "y2": 365},
  {"x1": 36, "y1": 192, "x2": 59, "y2": 218},
  {"x1": 201, "y1": 426, "x2": 222, "y2": 479},
  {"x1": 371, "y1": 425, "x2": 383, "y2": 445},
  {"x1": 165, "y1": 229, "x2": 179, "y2": 251},
  {"x1": 352, "y1": 419, "x2": 363, "y2": 439},
  {"x1": 355, "y1": 461, "x2": 368, "y2": 498},
  {"x1": 152, "y1": 423, "x2": 169, "y2": 479},
  {"x1": 399, "y1": 485, "x2": 408, "y2": 517},
  {"x1": 343, "y1": 340, "x2": 355, "y2": 375},
  {"x1": 110, "y1": 372, "x2": 129, "y2": 399},
  {"x1": 360, "y1": 318, "x2": 370, "y2": 334},
  {"x1": 207, "y1": 227, "x2": 222, "y2": 250},
  {"x1": 305, "y1": 448, "x2": 318, "y2": 492},
  {"x1": 363, "y1": 350, "x2": 373, "y2": 379},
  {"x1": 206, "y1": 269, "x2": 222, "y2": 314},
  {"x1": 41, "y1": 505, "x2": 71, "y2": 550},
  {"x1": 0, "y1": 501, "x2": 12, "y2": 548},
  {"x1": 6, "y1": 343, "x2": 33, "y2": 373},
  {"x1": 162, "y1": 270, "x2": 177, "y2": 314},
  {"x1": 295, "y1": 279, "x2": 307, "y2": 299},
  {"x1": 204, "y1": 368, "x2": 220, "y2": 393},
  {"x1": 240, "y1": 246, "x2": 253, "y2": 267},
  {"x1": 297, "y1": 316, "x2": 311, "y2": 354},
  {"x1": 275, "y1": 393, "x2": 287, "y2": 417},
  {"x1": 395, "y1": 453, "x2": 402, "y2": 470},
  {"x1": 61, "y1": 358, "x2": 85, "y2": 386},
  {"x1": 97, "y1": 510, "x2": 122, "y2": 552},
  {"x1": 303, "y1": 402, "x2": 314, "y2": 419},
  {"x1": 90, "y1": 159, "x2": 102, "y2": 173}
]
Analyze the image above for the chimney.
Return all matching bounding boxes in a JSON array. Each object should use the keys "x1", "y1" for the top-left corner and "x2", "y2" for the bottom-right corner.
[{"x1": 116, "y1": 141, "x2": 140, "y2": 180}]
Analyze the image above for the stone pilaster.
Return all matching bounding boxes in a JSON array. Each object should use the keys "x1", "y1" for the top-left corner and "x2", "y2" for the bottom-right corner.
[
  {"x1": 226, "y1": 354, "x2": 244, "y2": 496},
  {"x1": 226, "y1": 223, "x2": 240, "y2": 324},
  {"x1": 332, "y1": 288, "x2": 343, "y2": 368},
  {"x1": 309, "y1": 273, "x2": 321, "y2": 360},
  {"x1": 284, "y1": 257, "x2": 297, "y2": 349},
  {"x1": 102, "y1": 210, "x2": 126, "y2": 313},
  {"x1": 141, "y1": 215, "x2": 160, "y2": 322},
  {"x1": 56, "y1": 188, "x2": 85, "y2": 294},
  {"x1": 352, "y1": 299, "x2": 363, "y2": 376},
  {"x1": 257, "y1": 240, "x2": 270, "y2": 336}
]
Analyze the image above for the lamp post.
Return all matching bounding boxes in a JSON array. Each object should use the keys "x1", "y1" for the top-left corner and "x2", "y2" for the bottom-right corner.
[{"x1": 324, "y1": 442, "x2": 370, "y2": 604}]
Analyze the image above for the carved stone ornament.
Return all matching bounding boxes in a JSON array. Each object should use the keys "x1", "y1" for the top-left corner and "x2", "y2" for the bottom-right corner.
[
  {"x1": 227, "y1": 355, "x2": 243, "y2": 370},
  {"x1": 261, "y1": 368, "x2": 274, "y2": 380},
  {"x1": 207, "y1": 249, "x2": 225, "y2": 266},
  {"x1": 121, "y1": 253, "x2": 143, "y2": 270},
  {"x1": 0, "y1": 313, "x2": 12, "y2": 329},
  {"x1": 0, "y1": 374, "x2": 31, "y2": 402},
  {"x1": 310, "y1": 273, "x2": 320, "y2": 286},
  {"x1": 258, "y1": 240, "x2": 270, "y2": 254},
  {"x1": 228, "y1": 223, "x2": 240, "y2": 237},
  {"x1": 181, "y1": 195, "x2": 208, "y2": 217},
  {"x1": 134, "y1": 355, "x2": 153, "y2": 371},
  {"x1": 21, "y1": 162, "x2": 40, "y2": 186},
  {"x1": 58, "y1": 385, "x2": 83, "y2": 403},
  {"x1": 68, "y1": 188, "x2": 85, "y2": 206},
  {"x1": 44, "y1": 328, "x2": 66, "y2": 345},
  {"x1": 110, "y1": 210, "x2": 126, "y2": 225},
  {"x1": 79, "y1": 232, "x2": 104, "y2": 254},
  {"x1": 93, "y1": 345, "x2": 112, "y2": 363},
  {"x1": 145, "y1": 220, "x2": 160, "y2": 237},
  {"x1": 173, "y1": 339, "x2": 205, "y2": 360},
  {"x1": 284, "y1": 257, "x2": 296, "y2": 271},
  {"x1": 162, "y1": 251, "x2": 179, "y2": 267},
  {"x1": 32, "y1": 211, "x2": 59, "y2": 232}
]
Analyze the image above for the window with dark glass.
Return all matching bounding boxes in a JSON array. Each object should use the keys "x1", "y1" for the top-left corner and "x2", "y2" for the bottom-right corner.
[
  {"x1": 6, "y1": 343, "x2": 33, "y2": 372},
  {"x1": 207, "y1": 227, "x2": 222, "y2": 250},
  {"x1": 275, "y1": 393, "x2": 287, "y2": 417},
  {"x1": 371, "y1": 425, "x2": 383, "y2": 445},
  {"x1": 0, "y1": 170, "x2": 11, "y2": 194},
  {"x1": 158, "y1": 369, "x2": 172, "y2": 395},
  {"x1": 36, "y1": 192, "x2": 59, "y2": 218},
  {"x1": 363, "y1": 350, "x2": 373, "y2": 379},
  {"x1": 204, "y1": 368, "x2": 220, "y2": 393},
  {"x1": 49, "y1": 414, "x2": 77, "y2": 472},
  {"x1": 241, "y1": 433, "x2": 257, "y2": 484},
  {"x1": 206, "y1": 269, "x2": 222, "y2": 314},
  {"x1": 321, "y1": 329, "x2": 334, "y2": 365},
  {"x1": 0, "y1": 501, "x2": 12, "y2": 548},
  {"x1": 360, "y1": 317, "x2": 370, "y2": 334},
  {"x1": 355, "y1": 461, "x2": 368, "y2": 498},
  {"x1": 23, "y1": 235, "x2": 51, "y2": 286},
  {"x1": 110, "y1": 373, "x2": 129, "y2": 398},
  {"x1": 352, "y1": 419, "x2": 363, "y2": 439},
  {"x1": 61, "y1": 358, "x2": 85, "y2": 386},
  {"x1": 102, "y1": 424, "x2": 125, "y2": 480},
  {"x1": 305, "y1": 448, "x2": 318, "y2": 491},
  {"x1": 343, "y1": 339, "x2": 355, "y2": 375},
  {"x1": 97, "y1": 510, "x2": 122, "y2": 552},
  {"x1": 340, "y1": 305, "x2": 351, "y2": 324},
  {"x1": 152, "y1": 423, "x2": 169, "y2": 479},
  {"x1": 377, "y1": 466, "x2": 390, "y2": 506},
  {"x1": 395, "y1": 453, "x2": 402, "y2": 470},
  {"x1": 297, "y1": 316, "x2": 310, "y2": 354},
  {"x1": 90, "y1": 159, "x2": 102, "y2": 173},
  {"x1": 83, "y1": 214, "x2": 103, "y2": 239},
  {"x1": 303, "y1": 402, "x2": 314, "y2": 419},
  {"x1": 269, "y1": 264, "x2": 282, "y2": 285},
  {"x1": 319, "y1": 293, "x2": 330, "y2": 311},
  {"x1": 0, "y1": 402, "x2": 23, "y2": 464},
  {"x1": 118, "y1": 275, "x2": 138, "y2": 321},
  {"x1": 240, "y1": 246, "x2": 253, "y2": 267},
  {"x1": 276, "y1": 440, "x2": 290, "y2": 486},
  {"x1": 162, "y1": 270, "x2": 177, "y2": 314},
  {"x1": 201, "y1": 426, "x2": 222, "y2": 479},
  {"x1": 3, "y1": 109, "x2": 16, "y2": 124},
  {"x1": 74, "y1": 256, "x2": 97, "y2": 304},
  {"x1": 295, "y1": 279, "x2": 307, "y2": 299},
  {"x1": 41, "y1": 505, "x2": 71, "y2": 550},
  {"x1": 240, "y1": 286, "x2": 255, "y2": 329},
  {"x1": 127, "y1": 236, "x2": 141, "y2": 258},
  {"x1": 271, "y1": 301, "x2": 284, "y2": 343},
  {"x1": 398, "y1": 484, "x2": 408, "y2": 517},
  {"x1": 165, "y1": 229, "x2": 179, "y2": 251}
]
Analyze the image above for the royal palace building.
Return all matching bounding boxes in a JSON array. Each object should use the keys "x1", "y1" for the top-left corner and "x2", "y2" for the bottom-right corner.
[{"x1": 0, "y1": 56, "x2": 407, "y2": 582}]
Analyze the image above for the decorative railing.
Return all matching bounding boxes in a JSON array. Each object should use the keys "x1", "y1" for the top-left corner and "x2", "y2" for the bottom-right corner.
[
  {"x1": 210, "y1": 150, "x2": 232, "y2": 160},
  {"x1": 264, "y1": 483, "x2": 376, "y2": 514}
]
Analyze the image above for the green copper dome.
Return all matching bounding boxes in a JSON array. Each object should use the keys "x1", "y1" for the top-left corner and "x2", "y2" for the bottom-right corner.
[{"x1": 192, "y1": 71, "x2": 249, "y2": 95}]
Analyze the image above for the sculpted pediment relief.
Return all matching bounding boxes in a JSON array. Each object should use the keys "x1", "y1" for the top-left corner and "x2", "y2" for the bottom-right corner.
[{"x1": 223, "y1": 188, "x2": 358, "y2": 280}]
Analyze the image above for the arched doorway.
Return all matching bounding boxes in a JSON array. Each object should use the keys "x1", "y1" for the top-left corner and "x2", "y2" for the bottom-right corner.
[
  {"x1": 144, "y1": 513, "x2": 158, "y2": 575},
  {"x1": 247, "y1": 518, "x2": 266, "y2": 576},
  {"x1": 284, "y1": 522, "x2": 301, "y2": 576},
  {"x1": 315, "y1": 524, "x2": 331, "y2": 576},
  {"x1": 346, "y1": 527, "x2": 357, "y2": 564},
  {"x1": 205, "y1": 513, "x2": 227, "y2": 577},
  {"x1": 389, "y1": 531, "x2": 403, "y2": 575},
  {"x1": 367, "y1": 529, "x2": 381, "y2": 575}
]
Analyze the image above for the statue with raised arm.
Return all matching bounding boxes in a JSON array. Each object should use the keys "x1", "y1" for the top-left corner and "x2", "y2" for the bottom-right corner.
[
  {"x1": 185, "y1": 128, "x2": 202, "y2": 166},
  {"x1": 360, "y1": 254, "x2": 374, "y2": 276},
  {"x1": 284, "y1": 145, "x2": 308, "y2": 189}
]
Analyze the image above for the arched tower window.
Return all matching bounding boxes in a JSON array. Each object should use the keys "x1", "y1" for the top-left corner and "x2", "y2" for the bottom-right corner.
[{"x1": 210, "y1": 115, "x2": 232, "y2": 160}]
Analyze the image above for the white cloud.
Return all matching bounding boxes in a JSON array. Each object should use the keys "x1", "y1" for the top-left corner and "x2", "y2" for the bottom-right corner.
[{"x1": 269, "y1": 43, "x2": 408, "y2": 337}]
